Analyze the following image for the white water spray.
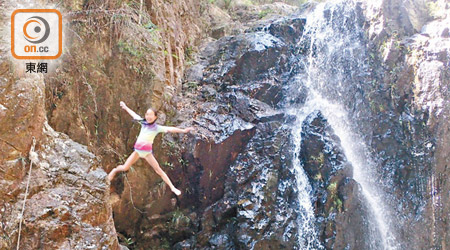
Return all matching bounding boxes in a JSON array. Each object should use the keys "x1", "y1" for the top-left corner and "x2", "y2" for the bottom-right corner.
[
  {"x1": 289, "y1": 1, "x2": 400, "y2": 249},
  {"x1": 290, "y1": 95, "x2": 325, "y2": 250}
]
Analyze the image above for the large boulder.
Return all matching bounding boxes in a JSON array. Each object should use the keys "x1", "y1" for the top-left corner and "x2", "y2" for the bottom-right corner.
[
  {"x1": 6, "y1": 123, "x2": 119, "y2": 249},
  {"x1": 0, "y1": 61, "x2": 118, "y2": 249}
]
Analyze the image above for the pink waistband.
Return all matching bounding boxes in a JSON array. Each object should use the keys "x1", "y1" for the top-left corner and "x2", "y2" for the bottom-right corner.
[{"x1": 134, "y1": 142, "x2": 153, "y2": 151}]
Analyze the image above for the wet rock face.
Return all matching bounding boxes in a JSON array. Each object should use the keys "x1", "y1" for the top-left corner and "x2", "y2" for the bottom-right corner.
[
  {"x1": 191, "y1": 120, "x2": 299, "y2": 249},
  {"x1": 176, "y1": 16, "x2": 306, "y2": 249},
  {"x1": 166, "y1": 118, "x2": 300, "y2": 250},
  {"x1": 194, "y1": 128, "x2": 257, "y2": 208},
  {"x1": 401, "y1": 23, "x2": 450, "y2": 250},
  {"x1": 195, "y1": 17, "x2": 305, "y2": 109},
  {"x1": 361, "y1": 1, "x2": 450, "y2": 248},
  {"x1": 107, "y1": 16, "x2": 306, "y2": 249},
  {"x1": 271, "y1": 0, "x2": 448, "y2": 248},
  {"x1": 172, "y1": 1, "x2": 446, "y2": 249},
  {"x1": 299, "y1": 111, "x2": 371, "y2": 250}
]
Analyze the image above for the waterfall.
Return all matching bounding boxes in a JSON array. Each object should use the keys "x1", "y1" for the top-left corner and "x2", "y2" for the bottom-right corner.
[
  {"x1": 290, "y1": 97, "x2": 325, "y2": 250},
  {"x1": 289, "y1": 1, "x2": 400, "y2": 249}
]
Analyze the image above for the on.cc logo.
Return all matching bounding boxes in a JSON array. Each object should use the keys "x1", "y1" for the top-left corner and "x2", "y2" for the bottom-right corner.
[{"x1": 11, "y1": 9, "x2": 62, "y2": 60}]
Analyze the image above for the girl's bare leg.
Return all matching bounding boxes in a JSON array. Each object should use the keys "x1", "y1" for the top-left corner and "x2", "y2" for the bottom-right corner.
[
  {"x1": 145, "y1": 153, "x2": 181, "y2": 196},
  {"x1": 108, "y1": 151, "x2": 140, "y2": 181}
]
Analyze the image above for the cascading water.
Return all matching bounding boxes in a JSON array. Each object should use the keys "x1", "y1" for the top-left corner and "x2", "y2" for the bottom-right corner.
[
  {"x1": 291, "y1": 101, "x2": 325, "y2": 250},
  {"x1": 288, "y1": 1, "x2": 401, "y2": 249}
]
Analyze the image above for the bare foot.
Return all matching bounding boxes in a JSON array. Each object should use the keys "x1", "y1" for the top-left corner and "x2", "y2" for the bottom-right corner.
[
  {"x1": 172, "y1": 188, "x2": 181, "y2": 196},
  {"x1": 108, "y1": 165, "x2": 123, "y2": 182}
]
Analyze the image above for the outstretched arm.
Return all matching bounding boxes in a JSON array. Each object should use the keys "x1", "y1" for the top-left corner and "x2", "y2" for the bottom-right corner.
[
  {"x1": 120, "y1": 101, "x2": 142, "y2": 120},
  {"x1": 165, "y1": 126, "x2": 194, "y2": 134}
]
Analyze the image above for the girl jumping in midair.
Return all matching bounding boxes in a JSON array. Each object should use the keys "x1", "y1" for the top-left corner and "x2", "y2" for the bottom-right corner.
[{"x1": 108, "y1": 101, "x2": 194, "y2": 196}]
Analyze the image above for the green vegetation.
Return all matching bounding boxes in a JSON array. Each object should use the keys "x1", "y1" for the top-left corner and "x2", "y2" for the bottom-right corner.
[
  {"x1": 310, "y1": 153, "x2": 325, "y2": 166},
  {"x1": 335, "y1": 197, "x2": 343, "y2": 212},
  {"x1": 369, "y1": 99, "x2": 377, "y2": 112},
  {"x1": 163, "y1": 161, "x2": 174, "y2": 170},
  {"x1": 205, "y1": 94, "x2": 216, "y2": 102},
  {"x1": 427, "y1": 1, "x2": 446, "y2": 19},
  {"x1": 186, "y1": 81, "x2": 199, "y2": 91},
  {"x1": 184, "y1": 46, "x2": 195, "y2": 66},
  {"x1": 165, "y1": 140, "x2": 176, "y2": 150},
  {"x1": 205, "y1": 0, "x2": 311, "y2": 10},
  {"x1": 223, "y1": 0, "x2": 233, "y2": 9},
  {"x1": 117, "y1": 40, "x2": 146, "y2": 58},
  {"x1": 124, "y1": 237, "x2": 135, "y2": 246},
  {"x1": 327, "y1": 181, "x2": 343, "y2": 213},
  {"x1": 166, "y1": 108, "x2": 177, "y2": 121},
  {"x1": 258, "y1": 9, "x2": 273, "y2": 19},
  {"x1": 252, "y1": 0, "x2": 308, "y2": 6},
  {"x1": 179, "y1": 158, "x2": 189, "y2": 167},
  {"x1": 327, "y1": 181, "x2": 337, "y2": 194},
  {"x1": 164, "y1": 139, "x2": 179, "y2": 157},
  {"x1": 144, "y1": 21, "x2": 157, "y2": 30},
  {"x1": 171, "y1": 209, "x2": 191, "y2": 226},
  {"x1": 160, "y1": 239, "x2": 171, "y2": 249},
  {"x1": 239, "y1": 0, "x2": 254, "y2": 6}
]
